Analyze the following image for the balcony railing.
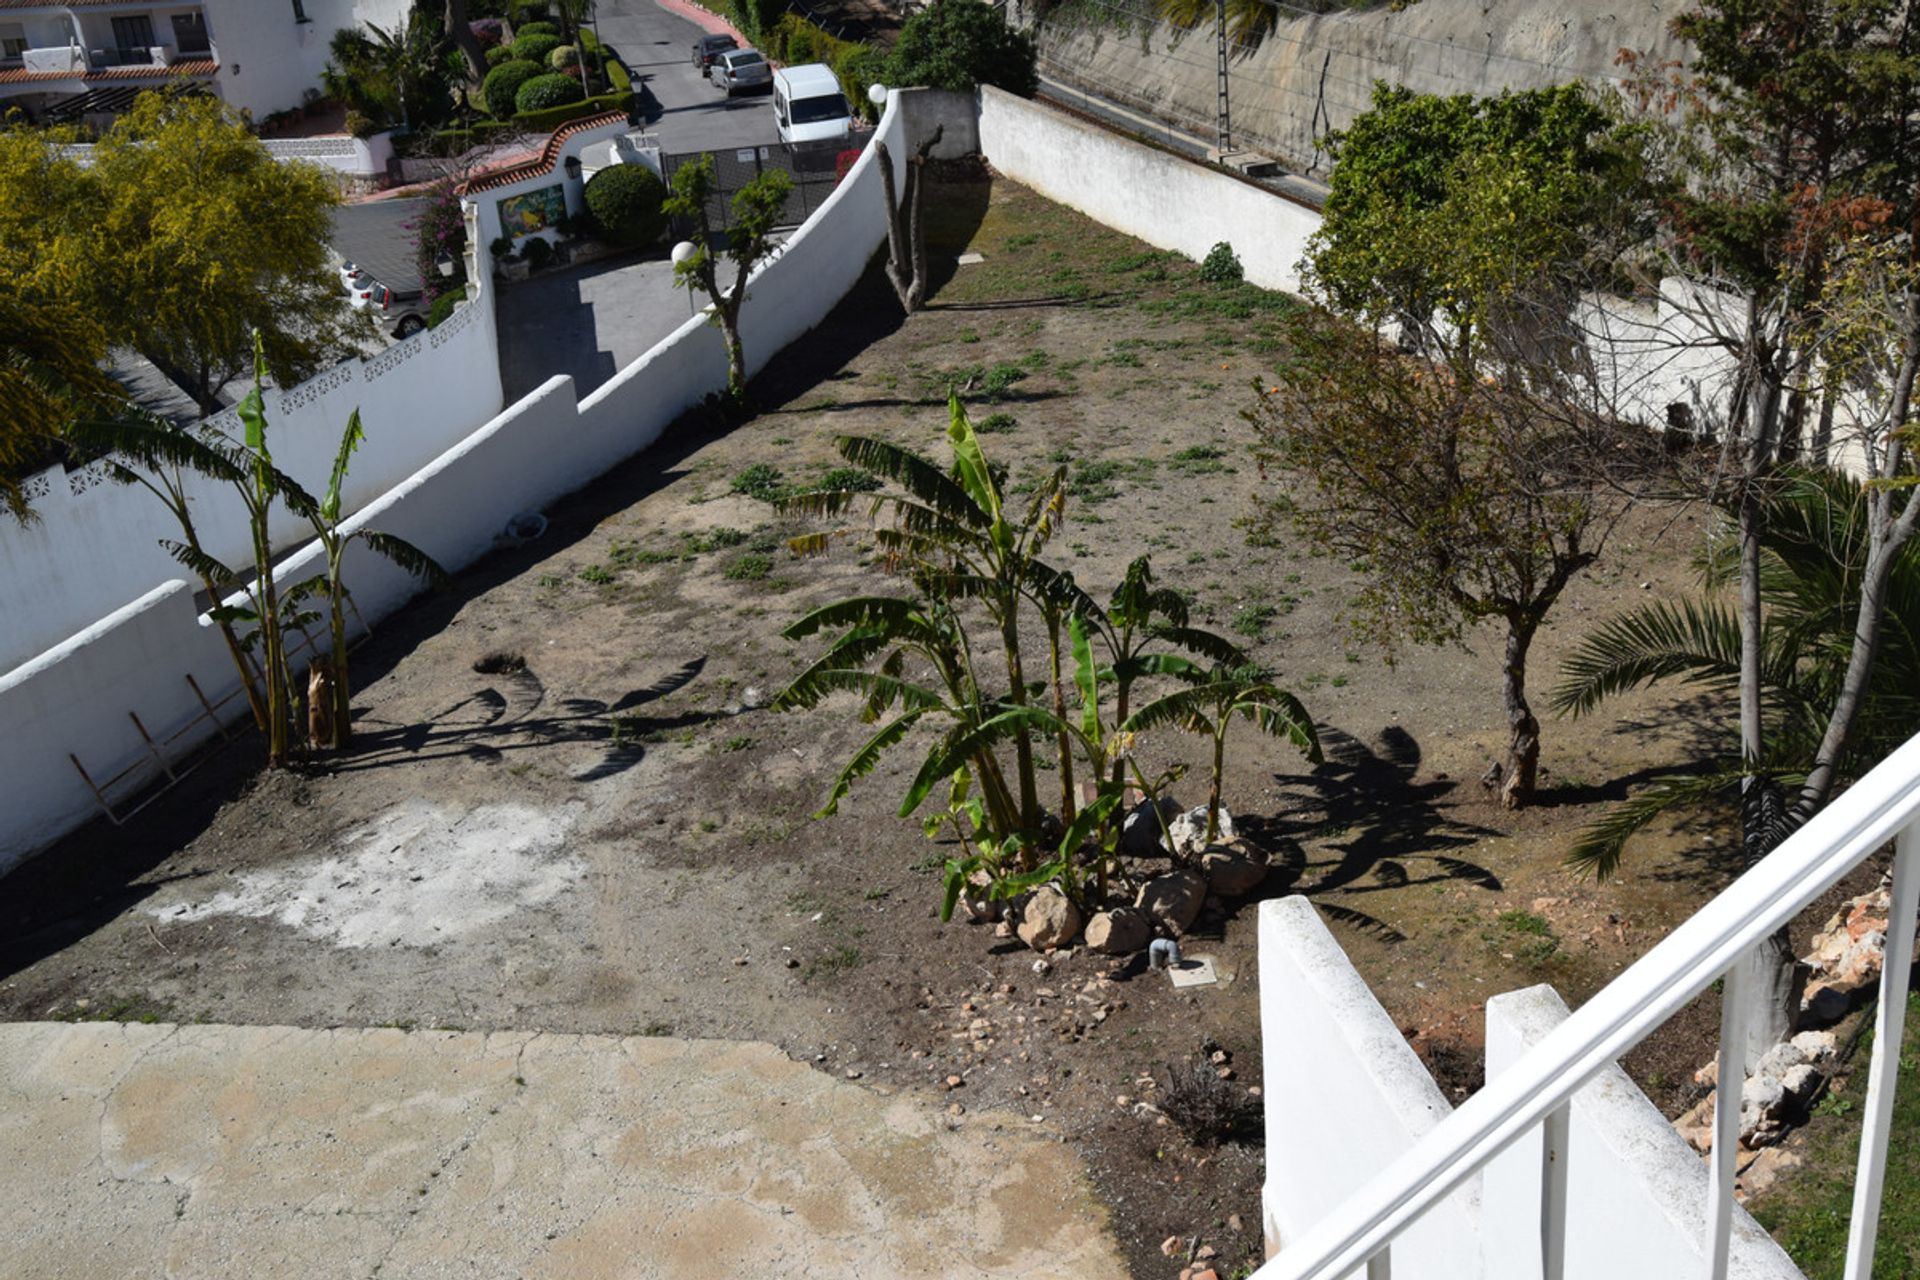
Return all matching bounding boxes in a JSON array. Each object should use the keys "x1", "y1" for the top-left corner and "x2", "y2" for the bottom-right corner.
[
  {"x1": 1255, "y1": 729, "x2": 1920, "y2": 1280},
  {"x1": 88, "y1": 46, "x2": 156, "y2": 67}
]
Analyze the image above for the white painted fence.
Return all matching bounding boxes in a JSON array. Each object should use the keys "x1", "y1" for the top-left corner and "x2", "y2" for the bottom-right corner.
[
  {"x1": 0, "y1": 88, "x2": 947, "y2": 871},
  {"x1": 1254, "y1": 730, "x2": 1920, "y2": 1279},
  {"x1": 0, "y1": 280, "x2": 501, "y2": 671}
]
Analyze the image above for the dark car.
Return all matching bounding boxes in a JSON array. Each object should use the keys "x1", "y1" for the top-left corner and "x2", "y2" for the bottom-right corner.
[{"x1": 692, "y1": 33, "x2": 738, "y2": 77}]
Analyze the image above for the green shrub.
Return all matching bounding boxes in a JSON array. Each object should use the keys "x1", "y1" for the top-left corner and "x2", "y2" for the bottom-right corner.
[
  {"x1": 1199, "y1": 241, "x2": 1244, "y2": 284},
  {"x1": 343, "y1": 109, "x2": 377, "y2": 139},
  {"x1": 516, "y1": 19, "x2": 559, "y2": 37},
  {"x1": 485, "y1": 45, "x2": 513, "y2": 66},
  {"x1": 515, "y1": 71, "x2": 585, "y2": 114},
  {"x1": 512, "y1": 32, "x2": 563, "y2": 63},
  {"x1": 522, "y1": 237, "x2": 555, "y2": 271},
  {"x1": 833, "y1": 44, "x2": 887, "y2": 123},
  {"x1": 583, "y1": 164, "x2": 668, "y2": 248},
  {"x1": 890, "y1": 0, "x2": 1037, "y2": 96},
  {"x1": 606, "y1": 59, "x2": 632, "y2": 92},
  {"x1": 427, "y1": 289, "x2": 464, "y2": 329},
  {"x1": 482, "y1": 59, "x2": 543, "y2": 117},
  {"x1": 730, "y1": 464, "x2": 787, "y2": 501},
  {"x1": 549, "y1": 43, "x2": 580, "y2": 69}
]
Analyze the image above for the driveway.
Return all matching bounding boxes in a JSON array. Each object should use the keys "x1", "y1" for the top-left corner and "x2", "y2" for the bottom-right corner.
[
  {"x1": 595, "y1": 0, "x2": 783, "y2": 154},
  {"x1": 496, "y1": 251, "x2": 697, "y2": 403}
]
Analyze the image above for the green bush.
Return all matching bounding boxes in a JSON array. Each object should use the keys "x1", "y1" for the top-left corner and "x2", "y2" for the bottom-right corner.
[
  {"x1": 515, "y1": 71, "x2": 585, "y2": 114},
  {"x1": 427, "y1": 289, "x2": 465, "y2": 329},
  {"x1": 522, "y1": 236, "x2": 555, "y2": 271},
  {"x1": 833, "y1": 44, "x2": 887, "y2": 123},
  {"x1": 512, "y1": 32, "x2": 563, "y2": 63},
  {"x1": 890, "y1": 0, "x2": 1037, "y2": 96},
  {"x1": 516, "y1": 19, "x2": 559, "y2": 37},
  {"x1": 343, "y1": 109, "x2": 378, "y2": 139},
  {"x1": 583, "y1": 164, "x2": 668, "y2": 248},
  {"x1": 549, "y1": 43, "x2": 580, "y2": 69},
  {"x1": 482, "y1": 59, "x2": 543, "y2": 118},
  {"x1": 485, "y1": 45, "x2": 513, "y2": 66},
  {"x1": 1199, "y1": 241, "x2": 1244, "y2": 284},
  {"x1": 606, "y1": 59, "x2": 632, "y2": 92}
]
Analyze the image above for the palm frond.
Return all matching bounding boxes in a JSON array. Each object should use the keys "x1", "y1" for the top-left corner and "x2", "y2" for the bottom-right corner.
[
  {"x1": 901, "y1": 705, "x2": 1073, "y2": 816},
  {"x1": 782, "y1": 595, "x2": 922, "y2": 640},
  {"x1": 358, "y1": 529, "x2": 448, "y2": 586},
  {"x1": 1565, "y1": 770, "x2": 1747, "y2": 880},
  {"x1": 836, "y1": 434, "x2": 990, "y2": 530},
  {"x1": 1550, "y1": 599, "x2": 1745, "y2": 717},
  {"x1": 159, "y1": 539, "x2": 236, "y2": 585},
  {"x1": 1152, "y1": 625, "x2": 1252, "y2": 668},
  {"x1": 1236, "y1": 685, "x2": 1324, "y2": 762},
  {"x1": 815, "y1": 711, "x2": 926, "y2": 818},
  {"x1": 773, "y1": 666, "x2": 948, "y2": 716}
]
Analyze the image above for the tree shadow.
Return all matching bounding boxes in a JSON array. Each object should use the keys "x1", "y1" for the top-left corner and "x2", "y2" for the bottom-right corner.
[{"x1": 1229, "y1": 725, "x2": 1507, "y2": 946}]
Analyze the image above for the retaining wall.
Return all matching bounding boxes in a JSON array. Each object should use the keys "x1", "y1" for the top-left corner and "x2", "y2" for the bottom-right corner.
[{"x1": 0, "y1": 88, "x2": 941, "y2": 873}]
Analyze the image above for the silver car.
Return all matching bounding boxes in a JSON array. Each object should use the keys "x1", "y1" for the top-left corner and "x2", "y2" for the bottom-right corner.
[{"x1": 713, "y1": 48, "x2": 772, "y2": 97}]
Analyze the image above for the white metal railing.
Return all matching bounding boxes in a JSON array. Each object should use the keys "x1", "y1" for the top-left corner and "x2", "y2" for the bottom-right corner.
[{"x1": 1256, "y1": 730, "x2": 1920, "y2": 1280}]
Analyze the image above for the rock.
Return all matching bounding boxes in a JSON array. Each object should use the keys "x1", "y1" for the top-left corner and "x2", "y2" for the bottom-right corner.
[
  {"x1": 1017, "y1": 887, "x2": 1082, "y2": 951},
  {"x1": 1085, "y1": 906, "x2": 1155, "y2": 955},
  {"x1": 944, "y1": 1074, "x2": 964, "y2": 1090},
  {"x1": 1790, "y1": 1029, "x2": 1838, "y2": 1063},
  {"x1": 1754, "y1": 1040, "x2": 1809, "y2": 1080},
  {"x1": 739, "y1": 685, "x2": 768, "y2": 710},
  {"x1": 1137, "y1": 871, "x2": 1208, "y2": 935},
  {"x1": 1739, "y1": 1073, "x2": 1785, "y2": 1139},
  {"x1": 1167, "y1": 805, "x2": 1234, "y2": 858},
  {"x1": 1802, "y1": 984, "x2": 1853, "y2": 1026},
  {"x1": 1161, "y1": 1236, "x2": 1184, "y2": 1258},
  {"x1": 1227, "y1": 1214, "x2": 1243, "y2": 1233},
  {"x1": 1802, "y1": 879, "x2": 1896, "y2": 996},
  {"x1": 1779, "y1": 1063, "x2": 1822, "y2": 1103},
  {"x1": 1199, "y1": 843, "x2": 1268, "y2": 896},
  {"x1": 1120, "y1": 797, "x2": 1180, "y2": 857}
]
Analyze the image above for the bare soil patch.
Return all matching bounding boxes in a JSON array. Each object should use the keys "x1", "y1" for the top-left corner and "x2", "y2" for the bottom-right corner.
[{"x1": 2, "y1": 174, "x2": 1788, "y2": 1278}]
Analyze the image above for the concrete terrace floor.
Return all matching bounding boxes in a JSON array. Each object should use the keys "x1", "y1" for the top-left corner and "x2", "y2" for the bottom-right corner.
[{"x1": 1, "y1": 1021, "x2": 1124, "y2": 1279}]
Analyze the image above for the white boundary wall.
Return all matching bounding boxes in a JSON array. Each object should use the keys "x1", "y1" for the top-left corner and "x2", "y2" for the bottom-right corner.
[
  {"x1": 1257, "y1": 899, "x2": 1808, "y2": 1279},
  {"x1": 1259, "y1": 897, "x2": 1481, "y2": 1279},
  {"x1": 977, "y1": 85, "x2": 1321, "y2": 294},
  {"x1": 0, "y1": 89, "x2": 941, "y2": 872},
  {"x1": 1479, "y1": 985, "x2": 1802, "y2": 1280},
  {"x1": 0, "y1": 256, "x2": 502, "y2": 670}
]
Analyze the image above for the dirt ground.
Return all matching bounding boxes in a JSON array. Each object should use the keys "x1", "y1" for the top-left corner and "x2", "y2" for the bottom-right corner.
[{"x1": 0, "y1": 175, "x2": 1825, "y2": 1278}]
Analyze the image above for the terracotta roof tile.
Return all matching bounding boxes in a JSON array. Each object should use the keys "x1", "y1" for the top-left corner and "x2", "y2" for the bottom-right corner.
[
  {"x1": 0, "y1": 58, "x2": 218, "y2": 85},
  {"x1": 460, "y1": 111, "x2": 627, "y2": 195}
]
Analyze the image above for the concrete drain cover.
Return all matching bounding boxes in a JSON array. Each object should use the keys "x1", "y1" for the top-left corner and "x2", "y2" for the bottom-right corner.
[{"x1": 1167, "y1": 956, "x2": 1218, "y2": 988}]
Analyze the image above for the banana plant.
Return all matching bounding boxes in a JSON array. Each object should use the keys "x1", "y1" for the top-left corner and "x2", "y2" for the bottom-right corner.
[
  {"x1": 280, "y1": 408, "x2": 446, "y2": 749},
  {"x1": 1123, "y1": 664, "x2": 1323, "y2": 847}
]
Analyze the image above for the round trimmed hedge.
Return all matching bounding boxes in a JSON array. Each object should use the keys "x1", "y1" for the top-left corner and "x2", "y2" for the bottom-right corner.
[
  {"x1": 583, "y1": 164, "x2": 668, "y2": 249},
  {"x1": 512, "y1": 32, "x2": 563, "y2": 64},
  {"x1": 549, "y1": 44, "x2": 579, "y2": 69},
  {"x1": 515, "y1": 71, "x2": 585, "y2": 114},
  {"x1": 484, "y1": 45, "x2": 512, "y2": 66},
  {"x1": 516, "y1": 20, "x2": 559, "y2": 37},
  {"x1": 482, "y1": 59, "x2": 543, "y2": 118}
]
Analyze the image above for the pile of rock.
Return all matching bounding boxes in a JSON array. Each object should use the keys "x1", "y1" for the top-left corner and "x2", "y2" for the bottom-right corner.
[
  {"x1": 1003, "y1": 801, "x2": 1282, "y2": 958},
  {"x1": 1799, "y1": 874, "x2": 1897, "y2": 1025},
  {"x1": 1678, "y1": 1029, "x2": 1839, "y2": 1152}
]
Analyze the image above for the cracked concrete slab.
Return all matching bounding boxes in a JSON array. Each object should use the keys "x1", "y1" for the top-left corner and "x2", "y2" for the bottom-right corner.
[{"x1": 0, "y1": 1022, "x2": 1124, "y2": 1279}]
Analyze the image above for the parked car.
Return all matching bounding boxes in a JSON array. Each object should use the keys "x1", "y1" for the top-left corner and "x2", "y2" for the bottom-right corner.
[
  {"x1": 339, "y1": 260, "x2": 371, "y2": 292},
  {"x1": 692, "y1": 33, "x2": 737, "y2": 77},
  {"x1": 772, "y1": 62, "x2": 852, "y2": 150},
  {"x1": 350, "y1": 279, "x2": 429, "y2": 339},
  {"x1": 712, "y1": 48, "x2": 772, "y2": 96}
]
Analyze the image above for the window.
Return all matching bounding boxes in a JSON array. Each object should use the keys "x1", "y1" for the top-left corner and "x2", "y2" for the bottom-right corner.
[
  {"x1": 110, "y1": 15, "x2": 156, "y2": 59},
  {"x1": 171, "y1": 12, "x2": 210, "y2": 55},
  {"x1": 0, "y1": 24, "x2": 26, "y2": 62}
]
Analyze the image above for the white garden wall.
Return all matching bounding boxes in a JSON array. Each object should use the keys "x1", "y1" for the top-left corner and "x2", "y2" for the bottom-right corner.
[
  {"x1": 1259, "y1": 896, "x2": 1481, "y2": 1278},
  {"x1": 1257, "y1": 900, "x2": 1810, "y2": 1279},
  {"x1": 0, "y1": 89, "x2": 940, "y2": 873},
  {"x1": 0, "y1": 270, "x2": 501, "y2": 672},
  {"x1": 976, "y1": 84, "x2": 1323, "y2": 294},
  {"x1": 1478, "y1": 986, "x2": 1803, "y2": 1280}
]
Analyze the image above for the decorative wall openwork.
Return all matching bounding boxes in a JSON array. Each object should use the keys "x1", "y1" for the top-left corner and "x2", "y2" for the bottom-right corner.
[
  {"x1": 280, "y1": 360, "x2": 356, "y2": 414},
  {"x1": 363, "y1": 333, "x2": 425, "y2": 382},
  {"x1": 19, "y1": 470, "x2": 54, "y2": 504},
  {"x1": 428, "y1": 300, "x2": 477, "y2": 348},
  {"x1": 67, "y1": 459, "x2": 116, "y2": 497}
]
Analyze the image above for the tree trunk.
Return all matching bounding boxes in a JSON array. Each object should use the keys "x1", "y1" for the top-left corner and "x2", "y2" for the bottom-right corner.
[
  {"x1": 1499, "y1": 619, "x2": 1540, "y2": 810},
  {"x1": 1000, "y1": 606, "x2": 1041, "y2": 846},
  {"x1": 328, "y1": 589, "x2": 352, "y2": 750},
  {"x1": 1046, "y1": 613, "x2": 1076, "y2": 824},
  {"x1": 1735, "y1": 924, "x2": 1806, "y2": 1062},
  {"x1": 877, "y1": 127, "x2": 942, "y2": 314},
  {"x1": 444, "y1": 0, "x2": 487, "y2": 84},
  {"x1": 1206, "y1": 728, "x2": 1226, "y2": 844}
]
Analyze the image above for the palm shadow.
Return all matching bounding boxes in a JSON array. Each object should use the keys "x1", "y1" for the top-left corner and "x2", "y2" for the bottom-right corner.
[
  {"x1": 1237, "y1": 724, "x2": 1507, "y2": 944},
  {"x1": 335, "y1": 656, "x2": 712, "y2": 781}
]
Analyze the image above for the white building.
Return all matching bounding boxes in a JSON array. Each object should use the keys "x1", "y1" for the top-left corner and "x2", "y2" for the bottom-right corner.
[{"x1": 0, "y1": 0, "x2": 409, "y2": 124}]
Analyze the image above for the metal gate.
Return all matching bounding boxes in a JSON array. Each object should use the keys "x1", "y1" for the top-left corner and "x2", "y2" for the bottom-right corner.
[{"x1": 661, "y1": 139, "x2": 857, "y2": 236}]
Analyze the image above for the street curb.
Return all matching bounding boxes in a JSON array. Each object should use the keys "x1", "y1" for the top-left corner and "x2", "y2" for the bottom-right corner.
[{"x1": 656, "y1": 0, "x2": 752, "y2": 48}]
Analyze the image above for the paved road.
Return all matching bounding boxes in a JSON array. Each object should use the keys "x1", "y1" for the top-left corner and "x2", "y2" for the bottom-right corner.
[
  {"x1": 1, "y1": 1020, "x2": 1126, "y2": 1279},
  {"x1": 595, "y1": 0, "x2": 782, "y2": 154}
]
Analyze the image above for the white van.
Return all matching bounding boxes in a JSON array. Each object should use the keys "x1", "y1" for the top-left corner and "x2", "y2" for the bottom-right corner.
[{"x1": 772, "y1": 63, "x2": 852, "y2": 149}]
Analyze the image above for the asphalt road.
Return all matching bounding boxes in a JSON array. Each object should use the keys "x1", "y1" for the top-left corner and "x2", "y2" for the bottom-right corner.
[
  {"x1": 497, "y1": 0, "x2": 792, "y2": 403},
  {"x1": 594, "y1": 0, "x2": 782, "y2": 155}
]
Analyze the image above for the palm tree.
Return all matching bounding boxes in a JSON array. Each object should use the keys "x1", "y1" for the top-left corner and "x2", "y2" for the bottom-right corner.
[
  {"x1": 1552, "y1": 467, "x2": 1920, "y2": 877},
  {"x1": 1123, "y1": 664, "x2": 1322, "y2": 847}
]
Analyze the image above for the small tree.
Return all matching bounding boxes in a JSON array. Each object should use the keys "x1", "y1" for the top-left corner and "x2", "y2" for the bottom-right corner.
[
  {"x1": 664, "y1": 154, "x2": 793, "y2": 400},
  {"x1": 888, "y1": 0, "x2": 1038, "y2": 97},
  {"x1": 285, "y1": 411, "x2": 447, "y2": 749},
  {"x1": 876, "y1": 124, "x2": 944, "y2": 314},
  {"x1": 0, "y1": 285, "x2": 122, "y2": 522},
  {"x1": 84, "y1": 93, "x2": 367, "y2": 414},
  {"x1": 1254, "y1": 83, "x2": 1655, "y2": 809}
]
